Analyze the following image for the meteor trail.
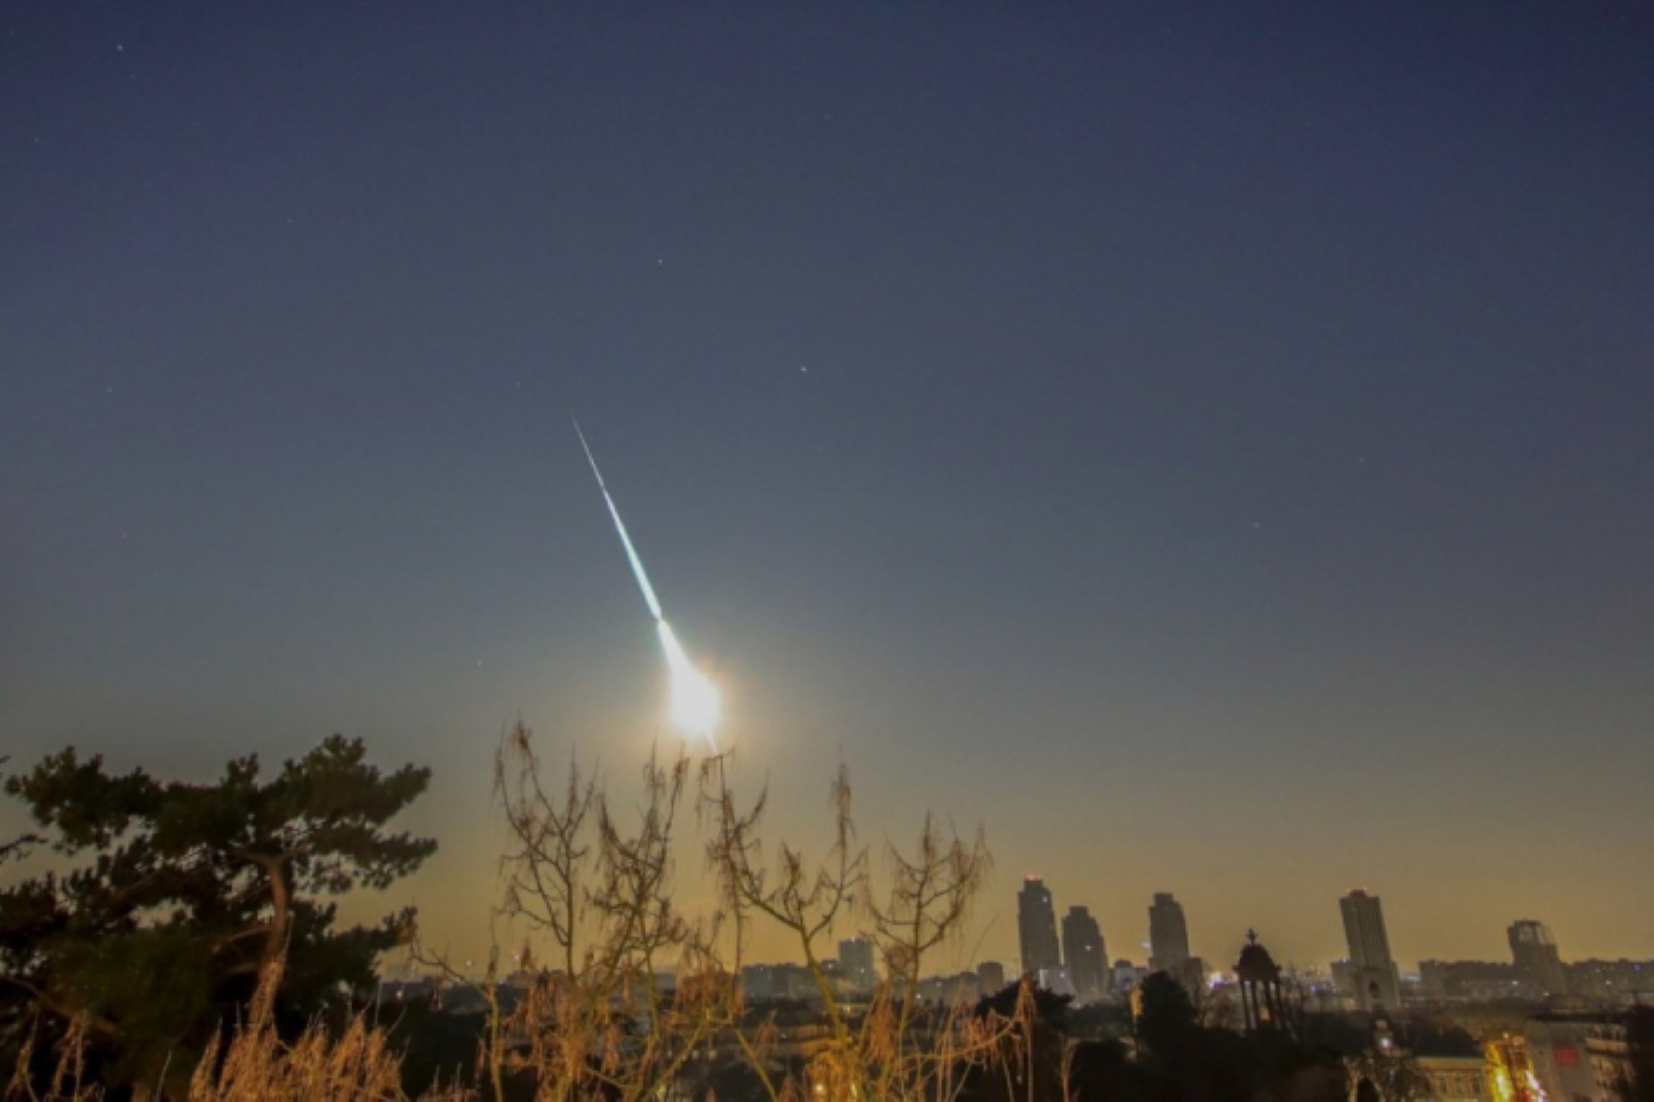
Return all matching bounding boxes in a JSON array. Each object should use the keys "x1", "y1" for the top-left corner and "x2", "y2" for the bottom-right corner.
[
  {"x1": 574, "y1": 421, "x2": 720, "y2": 750},
  {"x1": 575, "y1": 421, "x2": 663, "y2": 621}
]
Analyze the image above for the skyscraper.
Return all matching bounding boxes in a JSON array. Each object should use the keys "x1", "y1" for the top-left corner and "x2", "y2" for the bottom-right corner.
[
  {"x1": 1017, "y1": 877, "x2": 1062, "y2": 978},
  {"x1": 1148, "y1": 892, "x2": 1190, "y2": 973},
  {"x1": 1340, "y1": 890, "x2": 1394, "y2": 967},
  {"x1": 1061, "y1": 906, "x2": 1107, "y2": 1001},
  {"x1": 838, "y1": 936, "x2": 876, "y2": 994},
  {"x1": 1339, "y1": 889, "x2": 1401, "y2": 1011},
  {"x1": 1508, "y1": 919, "x2": 1567, "y2": 995}
]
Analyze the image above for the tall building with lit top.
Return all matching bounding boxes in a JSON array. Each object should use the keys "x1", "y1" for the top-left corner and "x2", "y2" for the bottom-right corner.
[
  {"x1": 1018, "y1": 877, "x2": 1062, "y2": 979},
  {"x1": 1339, "y1": 889, "x2": 1401, "y2": 1011},
  {"x1": 1508, "y1": 919, "x2": 1567, "y2": 995},
  {"x1": 1061, "y1": 906, "x2": 1107, "y2": 1001}
]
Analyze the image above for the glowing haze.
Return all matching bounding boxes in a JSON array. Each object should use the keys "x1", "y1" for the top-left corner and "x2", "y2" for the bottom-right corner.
[{"x1": 575, "y1": 422, "x2": 721, "y2": 751}]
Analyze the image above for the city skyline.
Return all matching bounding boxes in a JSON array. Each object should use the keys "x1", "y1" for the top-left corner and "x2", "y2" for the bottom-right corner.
[
  {"x1": 744, "y1": 879, "x2": 1643, "y2": 998},
  {"x1": 4, "y1": 3, "x2": 1652, "y2": 972}
]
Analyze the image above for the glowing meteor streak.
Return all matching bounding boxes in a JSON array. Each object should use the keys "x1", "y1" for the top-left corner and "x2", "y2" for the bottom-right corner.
[
  {"x1": 575, "y1": 425, "x2": 663, "y2": 621},
  {"x1": 574, "y1": 422, "x2": 721, "y2": 750}
]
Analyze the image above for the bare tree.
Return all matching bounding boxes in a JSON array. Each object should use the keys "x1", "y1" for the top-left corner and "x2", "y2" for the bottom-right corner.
[
  {"x1": 701, "y1": 754, "x2": 1020, "y2": 1101},
  {"x1": 485, "y1": 723, "x2": 733, "y2": 1100}
]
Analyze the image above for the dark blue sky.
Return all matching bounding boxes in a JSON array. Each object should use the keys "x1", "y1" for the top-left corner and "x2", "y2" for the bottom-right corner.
[{"x1": 4, "y1": 3, "x2": 1652, "y2": 970}]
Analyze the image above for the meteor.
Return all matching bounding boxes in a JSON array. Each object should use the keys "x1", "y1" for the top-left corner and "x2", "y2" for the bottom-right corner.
[{"x1": 574, "y1": 422, "x2": 721, "y2": 750}]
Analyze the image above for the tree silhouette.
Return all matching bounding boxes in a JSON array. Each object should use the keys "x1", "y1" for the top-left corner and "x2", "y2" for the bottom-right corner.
[
  {"x1": 1134, "y1": 970, "x2": 1197, "y2": 1060},
  {"x1": 0, "y1": 734, "x2": 435, "y2": 1095}
]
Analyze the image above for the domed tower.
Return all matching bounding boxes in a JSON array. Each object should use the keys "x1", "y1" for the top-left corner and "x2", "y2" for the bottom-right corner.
[{"x1": 1234, "y1": 929, "x2": 1292, "y2": 1036}]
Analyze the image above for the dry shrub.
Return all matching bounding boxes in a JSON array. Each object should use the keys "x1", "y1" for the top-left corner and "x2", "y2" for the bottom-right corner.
[
  {"x1": 446, "y1": 725, "x2": 734, "y2": 1101},
  {"x1": 4, "y1": 1017, "x2": 101, "y2": 1101},
  {"x1": 185, "y1": 957, "x2": 437, "y2": 1102},
  {"x1": 703, "y1": 755, "x2": 1022, "y2": 1101}
]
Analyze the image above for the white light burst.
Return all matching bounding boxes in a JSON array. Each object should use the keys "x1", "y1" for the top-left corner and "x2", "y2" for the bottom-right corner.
[
  {"x1": 658, "y1": 621, "x2": 721, "y2": 751},
  {"x1": 575, "y1": 422, "x2": 723, "y2": 753}
]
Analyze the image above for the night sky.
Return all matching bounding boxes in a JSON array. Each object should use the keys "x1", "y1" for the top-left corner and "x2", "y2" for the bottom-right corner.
[{"x1": 4, "y1": 3, "x2": 1652, "y2": 975}]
